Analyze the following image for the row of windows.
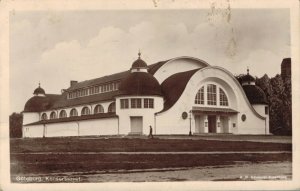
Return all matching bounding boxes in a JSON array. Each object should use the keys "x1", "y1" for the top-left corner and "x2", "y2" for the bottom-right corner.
[
  {"x1": 41, "y1": 103, "x2": 115, "y2": 120},
  {"x1": 120, "y1": 98, "x2": 154, "y2": 109},
  {"x1": 68, "y1": 82, "x2": 120, "y2": 99},
  {"x1": 195, "y1": 84, "x2": 229, "y2": 106}
]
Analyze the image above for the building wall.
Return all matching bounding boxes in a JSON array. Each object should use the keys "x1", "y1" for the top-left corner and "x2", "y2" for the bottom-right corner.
[
  {"x1": 153, "y1": 57, "x2": 209, "y2": 84},
  {"x1": 115, "y1": 96, "x2": 164, "y2": 135},
  {"x1": 23, "y1": 118, "x2": 118, "y2": 138},
  {"x1": 156, "y1": 66, "x2": 268, "y2": 135},
  {"x1": 23, "y1": 112, "x2": 40, "y2": 125},
  {"x1": 39, "y1": 100, "x2": 114, "y2": 120}
]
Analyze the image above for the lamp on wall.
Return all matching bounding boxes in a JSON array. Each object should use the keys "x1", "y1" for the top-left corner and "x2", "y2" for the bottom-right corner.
[{"x1": 189, "y1": 110, "x2": 192, "y2": 136}]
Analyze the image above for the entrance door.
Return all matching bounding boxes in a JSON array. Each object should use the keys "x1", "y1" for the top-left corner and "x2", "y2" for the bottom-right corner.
[
  {"x1": 208, "y1": 115, "x2": 216, "y2": 133},
  {"x1": 130, "y1": 116, "x2": 143, "y2": 134}
]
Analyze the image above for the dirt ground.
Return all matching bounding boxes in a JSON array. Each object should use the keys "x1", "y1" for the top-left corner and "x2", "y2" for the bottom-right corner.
[{"x1": 85, "y1": 161, "x2": 292, "y2": 182}]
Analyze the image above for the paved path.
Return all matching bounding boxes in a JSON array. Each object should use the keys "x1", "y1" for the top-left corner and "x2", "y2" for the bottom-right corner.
[{"x1": 11, "y1": 151, "x2": 292, "y2": 155}]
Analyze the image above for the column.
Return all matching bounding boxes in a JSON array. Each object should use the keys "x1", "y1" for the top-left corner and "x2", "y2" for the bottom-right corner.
[
  {"x1": 204, "y1": 115, "x2": 208, "y2": 133},
  {"x1": 227, "y1": 117, "x2": 232, "y2": 133},
  {"x1": 216, "y1": 116, "x2": 221, "y2": 133}
]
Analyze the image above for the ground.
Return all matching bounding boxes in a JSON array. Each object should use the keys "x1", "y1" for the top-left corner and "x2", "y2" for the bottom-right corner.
[{"x1": 10, "y1": 135, "x2": 292, "y2": 182}]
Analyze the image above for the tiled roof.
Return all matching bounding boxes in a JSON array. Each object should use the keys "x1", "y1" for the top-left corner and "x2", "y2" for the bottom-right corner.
[
  {"x1": 160, "y1": 69, "x2": 200, "y2": 112},
  {"x1": 67, "y1": 70, "x2": 130, "y2": 91},
  {"x1": 242, "y1": 85, "x2": 268, "y2": 104},
  {"x1": 24, "y1": 61, "x2": 168, "y2": 111},
  {"x1": 24, "y1": 94, "x2": 60, "y2": 112},
  {"x1": 24, "y1": 112, "x2": 118, "y2": 126}
]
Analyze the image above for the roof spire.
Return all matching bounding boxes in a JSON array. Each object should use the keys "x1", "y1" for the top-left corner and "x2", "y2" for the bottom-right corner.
[
  {"x1": 138, "y1": 49, "x2": 141, "y2": 59},
  {"x1": 247, "y1": 66, "x2": 249, "y2": 75},
  {"x1": 38, "y1": 81, "x2": 41, "y2": 87}
]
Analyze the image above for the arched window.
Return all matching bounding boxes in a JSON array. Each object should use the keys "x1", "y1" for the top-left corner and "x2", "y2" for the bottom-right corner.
[
  {"x1": 207, "y1": 84, "x2": 217, "y2": 105},
  {"x1": 81, "y1": 106, "x2": 90, "y2": 115},
  {"x1": 195, "y1": 86, "x2": 205, "y2": 105},
  {"x1": 41, "y1": 113, "x2": 48, "y2": 120},
  {"x1": 59, "y1": 110, "x2": 67, "y2": 118},
  {"x1": 108, "y1": 102, "x2": 116, "y2": 113},
  {"x1": 94, "y1": 104, "x2": 104, "y2": 114},
  {"x1": 70, "y1": 108, "x2": 78, "y2": 117},
  {"x1": 219, "y1": 88, "x2": 228, "y2": 106},
  {"x1": 50, "y1": 111, "x2": 56, "y2": 119}
]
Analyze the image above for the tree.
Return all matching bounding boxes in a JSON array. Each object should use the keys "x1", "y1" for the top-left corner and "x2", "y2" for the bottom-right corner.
[{"x1": 9, "y1": 112, "x2": 23, "y2": 138}]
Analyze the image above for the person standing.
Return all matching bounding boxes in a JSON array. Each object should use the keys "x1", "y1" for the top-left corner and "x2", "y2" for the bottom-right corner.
[{"x1": 149, "y1": 125, "x2": 153, "y2": 139}]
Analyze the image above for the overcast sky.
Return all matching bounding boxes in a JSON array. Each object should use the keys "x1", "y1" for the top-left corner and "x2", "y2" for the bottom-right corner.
[{"x1": 9, "y1": 9, "x2": 290, "y2": 113}]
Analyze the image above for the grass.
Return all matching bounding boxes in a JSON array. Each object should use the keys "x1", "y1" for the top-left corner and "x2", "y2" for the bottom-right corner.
[
  {"x1": 10, "y1": 136, "x2": 292, "y2": 182},
  {"x1": 10, "y1": 136, "x2": 292, "y2": 153}
]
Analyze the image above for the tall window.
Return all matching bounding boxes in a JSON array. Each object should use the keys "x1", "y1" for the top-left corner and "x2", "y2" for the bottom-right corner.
[
  {"x1": 195, "y1": 86, "x2": 204, "y2": 105},
  {"x1": 207, "y1": 84, "x2": 217, "y2": 105},
  {"x1": 50, "y1": 111, "x2": 56, "y2": 119},
  {"x1": 81, "y1": 107, "x2": 90, "y2": 115},
  {"x1": 70, "y1": 108, "x2": 78, "y2": 117},
  {"x1": 108, "y1": 102, "x2": 116, "y2": 113},
  {"x1": 94, "y1": 104, "x2": 104, "y2": 114},
  {"x1": 59, "y1": 110, "x2": 67, "y2": 118},
  {"x1": 131, "y1": 98, "x2": 142, "y2": 108},
  {"x1": 120, "y1": 99, "x2": 129, "y2": 109},
  {"x1": 144, "y1": 98, "x2": 154, "y2": 108},
  {"x1": 41, "y1": 113, "x2": 47, "y2": 120},
  {"x1": 219, "y1": 88, "x2": 228, "y2": 106}
]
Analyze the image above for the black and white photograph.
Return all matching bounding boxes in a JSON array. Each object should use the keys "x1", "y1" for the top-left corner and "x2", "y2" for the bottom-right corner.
[{"x1": 0, "y1": 0, "x2": 299, "y2": 190}]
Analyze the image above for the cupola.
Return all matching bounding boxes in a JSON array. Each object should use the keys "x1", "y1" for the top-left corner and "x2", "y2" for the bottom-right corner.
[
  {"x1": 240, "y1": 67, "x2": 256, "y2": 86},
  {"x1": 130, "y1": 51, "x2": 148, "y2": 73},
  {"x1": 33, "y1": 83, "x2": 46, "y2": 96}
]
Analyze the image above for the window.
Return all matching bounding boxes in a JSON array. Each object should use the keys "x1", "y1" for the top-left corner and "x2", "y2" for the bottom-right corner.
[
  {"x1": 219, "y1": 88, "x2": 228, "y2": 106},
  {"x1": 89, "y1": 87, "x2": 94, "y2": 95},
  {"x1": 195, "y1": 86, "x2": 204, "y2": 105},
  {"x1": 81, "y1": 107, "x2": 90, "y2": 115},
  {"x1": 137, "y1": 99, "x2": 141, "y2": 108},
  {"x1": 108, "y1": 102, "x2": 116, "y2": 113},
  {"x1": 265, "y1": 106, "x2": 269, "y2": 115},
  {"x1": 95, "y1": 86, "x2": 99, "y2": 94},
  {"x1": 131, "y1": 98, "x2": 142, "y2": 108},
  {"x1": 59, "y1": 110, "x2": 67, "y2": 118},
  {"x1": 70, "y1": 108, "x2": 78, "y2": 117},
  {"x1": 207, "y1": 84, "x2": 217, "y2": 105},
  {"x1": 131, "y1": 98, "x2": 137, "y2": 108},
  {"x1": 41, "y1": 113, "x2": 47, "y2": 120},
  {"x1": 50, "y1": 111, "x2": 56, "y2": 119},
  {"x1": 144, "y1": 99, "x2": 149, "y2": 108},
  {"x1": 149, "y1": 99, "x2": 154, "y2": 108},
  {"x1": 94, "y1": 104, "x2": 104, "y2": 114},
  {"x1": 120, "y1": 99, "x2": 129, "y2": 109}
]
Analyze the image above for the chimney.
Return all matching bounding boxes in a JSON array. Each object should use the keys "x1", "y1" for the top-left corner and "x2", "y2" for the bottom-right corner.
[{"x1": 70, "y1": 80, "x2": 78, "y2": 87}]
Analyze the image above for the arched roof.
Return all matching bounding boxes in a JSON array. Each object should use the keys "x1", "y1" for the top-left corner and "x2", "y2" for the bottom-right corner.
[{"x1": 119, "y1": 72, "x2": 162, "y2": 96}]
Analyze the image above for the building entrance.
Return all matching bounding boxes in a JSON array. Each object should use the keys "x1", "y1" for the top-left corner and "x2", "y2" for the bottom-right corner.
[
  {"x1": 208, "y1": 115, "x2": 216, "y2": 133},
  {"x1": 130, "y1": 116, "x2": 143, "y2": 135}
]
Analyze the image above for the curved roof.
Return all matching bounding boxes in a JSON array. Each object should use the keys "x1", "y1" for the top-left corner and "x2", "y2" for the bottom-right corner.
[
  {"x1": 131, "y1": 58, "x2": 147, "y2": 69},
  {"x1": 119, "y1": 72, "x2": 162, "y2": 96},
  {"x1": 33, "y1": 86, "x2": 45, "y2": 95},
  {"x1": 242, "y1": 85, "x2": 268, "y2": 104},
  {"x1": 24, "y1": 94, "x2": 60, "y2": 112},
  {"x1": 160, "y1": 69, "x2": 200, "y2": 112},
  {"x1": 240, "y1": 74, "x2": 255, "y2": 83}
]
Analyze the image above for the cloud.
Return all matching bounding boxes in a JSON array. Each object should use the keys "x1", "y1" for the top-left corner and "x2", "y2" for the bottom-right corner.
[{"x1": 9, "y1": 10, "x2": 291, "y2": 113}]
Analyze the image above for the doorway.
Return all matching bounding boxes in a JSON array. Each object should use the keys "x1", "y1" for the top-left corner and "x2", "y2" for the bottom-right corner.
[
  {"x1": 130, "y1": 116, "x2": 143, "y2": 134},
  {"x1": 208, "y1": 115, "x2": 216, "y2": 133}
]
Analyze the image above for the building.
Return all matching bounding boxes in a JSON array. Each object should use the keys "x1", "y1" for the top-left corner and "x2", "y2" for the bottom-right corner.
[
  {"x1": 281, "y1": 58, "x2": 291, "y2": 83},
  {"x1": 22, "y1": 53, "x2": 269, "y2": 137}
]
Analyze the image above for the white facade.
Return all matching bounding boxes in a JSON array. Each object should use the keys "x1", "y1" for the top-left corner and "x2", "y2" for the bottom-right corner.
[{"x1": 22, "y1": 56, "x2": 269, "y2": 137}]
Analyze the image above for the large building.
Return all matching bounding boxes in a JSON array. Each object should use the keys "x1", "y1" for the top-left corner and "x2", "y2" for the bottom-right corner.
[{"x1": 22, "y1": 53, "x2": 269, "y2": 137}]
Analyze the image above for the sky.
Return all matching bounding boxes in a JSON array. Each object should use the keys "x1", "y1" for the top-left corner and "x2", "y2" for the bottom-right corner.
[{"x1": 9, "y1": 9, "x2": 291, "y2": 113}]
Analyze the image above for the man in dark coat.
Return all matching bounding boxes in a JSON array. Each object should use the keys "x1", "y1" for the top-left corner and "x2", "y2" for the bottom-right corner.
[{"x1": 149, "y1": 125, "x2": 153, "y2": 139}]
